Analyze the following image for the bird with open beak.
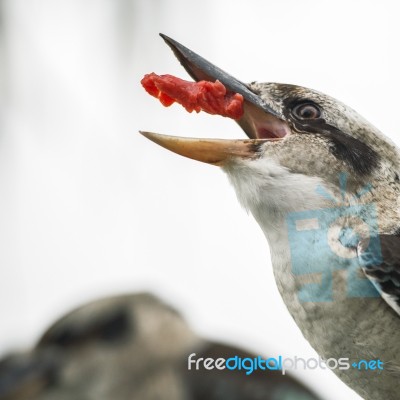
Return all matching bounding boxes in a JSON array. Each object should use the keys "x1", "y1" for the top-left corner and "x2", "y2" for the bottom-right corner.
[{"x1": 141, "y1": 35, "x2": 400, "y2": 400}]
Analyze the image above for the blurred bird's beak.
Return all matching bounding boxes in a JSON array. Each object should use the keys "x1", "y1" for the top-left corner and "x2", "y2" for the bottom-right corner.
[{"x1": 141, "y1": 34, "x2": 290, "y2": 165}]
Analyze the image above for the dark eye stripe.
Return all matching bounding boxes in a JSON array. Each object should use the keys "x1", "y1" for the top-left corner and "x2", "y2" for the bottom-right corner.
[
  {"x1": 37, "y1": 307, "x2": 131, "y2": 348},
  {"x1": 295, "y1": 119, "x2": 379, "y2": 175},
  {"x1": 281, "y1": 97, "x2": 380, "y2": 176}
]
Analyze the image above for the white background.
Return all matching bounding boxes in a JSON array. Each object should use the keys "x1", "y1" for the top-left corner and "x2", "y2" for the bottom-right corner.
[{"x1": 1, "y1": 1, "x2": 399, "y2": 399}]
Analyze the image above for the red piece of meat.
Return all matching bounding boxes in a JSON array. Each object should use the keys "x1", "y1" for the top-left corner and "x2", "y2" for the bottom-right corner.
[{"x1": 141, "y1": 73, "x2": 244, "y2": 120}]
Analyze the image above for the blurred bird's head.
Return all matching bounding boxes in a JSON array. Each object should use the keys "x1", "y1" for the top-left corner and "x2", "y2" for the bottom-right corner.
[
  {"x1": 142, "y1": 35, "x2": 400, "y2": 231},
  {"x1": 0, "y1": 293, "x2": 200, "y2": 400},
  {"x1": 0, "y1": 293, "x2": 323, "y2": 400}
]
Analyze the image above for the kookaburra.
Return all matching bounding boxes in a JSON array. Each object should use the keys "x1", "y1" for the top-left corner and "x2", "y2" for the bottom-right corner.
[
  {"x1": 0, "y1": 293, "x2": 320, "y2": 400},
  {"x1": 141, "y1": 34, "x2": 400, "y2": 400}
]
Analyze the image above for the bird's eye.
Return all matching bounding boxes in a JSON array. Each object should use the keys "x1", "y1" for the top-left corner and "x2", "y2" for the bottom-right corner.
[{"x1": 292, "y1": 103, "x2": 321, "y2": 120}]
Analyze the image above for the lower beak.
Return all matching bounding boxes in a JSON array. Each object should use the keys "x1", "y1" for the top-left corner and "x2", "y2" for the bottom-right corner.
[{"x1": 140, "y1": 131, "x2": 273, "y2": 166}]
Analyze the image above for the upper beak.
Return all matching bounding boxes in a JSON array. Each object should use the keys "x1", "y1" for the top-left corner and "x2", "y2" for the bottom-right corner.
[
  {"x1": 160, "y1": 34, "x2": 289, "y2": 141},
  {"x1": 140, "y1": 34, "x2": 290, "y2": 165},
  {"x1": 160, "y1": 34, "x2": 279, "y2": 120}
]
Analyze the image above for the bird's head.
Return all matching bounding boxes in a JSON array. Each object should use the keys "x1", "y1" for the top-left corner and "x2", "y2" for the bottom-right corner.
[{"x1": 142, "y1": 35, "x2": 400, "y2": 231}]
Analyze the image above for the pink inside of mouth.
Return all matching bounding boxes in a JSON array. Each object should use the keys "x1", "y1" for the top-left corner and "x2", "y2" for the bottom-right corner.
[
  {"x1": 254, "y1": 119, "x2": 291, "y2": 140},
  {"x1": 240, "y1": 101, "x2": 291, "y2": 140}
]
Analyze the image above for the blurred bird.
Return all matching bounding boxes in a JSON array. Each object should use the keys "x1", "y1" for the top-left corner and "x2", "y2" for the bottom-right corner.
[
  {"x1": 141, "y1": 35, "x2": 400, "y2": 400},
  {"x1": 0, "y1": 293, "x2": 321, "y2": 400}
]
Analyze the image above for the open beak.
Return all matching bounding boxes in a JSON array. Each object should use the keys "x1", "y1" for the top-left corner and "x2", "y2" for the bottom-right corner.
[{"x1": 141, "y1": 34, "x2": 290, "y2": 165}]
